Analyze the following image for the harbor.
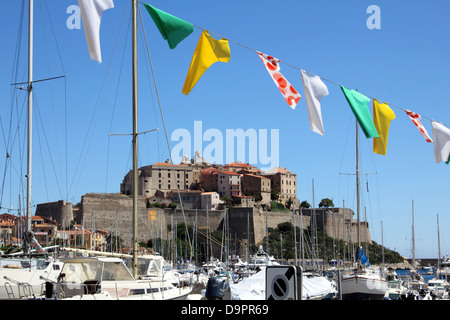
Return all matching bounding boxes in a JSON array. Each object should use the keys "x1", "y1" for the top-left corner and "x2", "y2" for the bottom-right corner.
[
  {"x1": 1, "y1": 0, "x2": 449, "y2": 312},
  {"x1": 1, "y1": 245, "x2": 449, "y2": 301}
]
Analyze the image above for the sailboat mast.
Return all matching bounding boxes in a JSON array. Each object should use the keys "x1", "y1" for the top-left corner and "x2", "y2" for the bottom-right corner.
[
  {"x1": 132, "y1": 0, "x2": 139, "y2": 278},
  {"x1": 356, "y1": 121, "x2": 361, "y2": 258},
  {"x1": 412, "y1": 200, "x2": 415, "y2": 268},
  {"x1": 26, "y1": 0, "x2": 34, "y2": 240},
  {"x1": 437, "y1": 214, "x2": 441, "y2": 274}
]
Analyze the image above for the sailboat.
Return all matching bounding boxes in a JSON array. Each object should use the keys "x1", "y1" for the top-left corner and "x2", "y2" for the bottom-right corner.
[
  {"x1": 30, "y1": 0, "x2": 195, "y2": 300},
  {"x1": 403, "y1": 201, "x2": 432, "y2": 300},
  {"x1": 340, "y1": 121, "x2": 387, "y2": 300},
  {"x1": 0, "y1": 0, "x2": 67, "y2": 300}
]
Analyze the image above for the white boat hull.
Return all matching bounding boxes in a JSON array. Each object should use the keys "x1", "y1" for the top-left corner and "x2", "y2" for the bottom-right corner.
[{"x1": 341, "y1": 274, "x2": 387, "y2": 300}]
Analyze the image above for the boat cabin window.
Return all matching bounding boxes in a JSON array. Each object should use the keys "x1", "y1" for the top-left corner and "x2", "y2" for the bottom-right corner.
[
  {"x1": 129, "y1": 289, "x2": 146, "y2": 295},
  {"x1": 36, "y1": 260, "x2": 50, "y2": 270},
  {"x1": 102, "y1": 261, "x2": 134, "y2": 281},
  {"x1": 125, "y1": 258, "x2": 150, "y2": 277},
  {"x1": 61, "y1": 260, "x2": 134, "y2": 283}
]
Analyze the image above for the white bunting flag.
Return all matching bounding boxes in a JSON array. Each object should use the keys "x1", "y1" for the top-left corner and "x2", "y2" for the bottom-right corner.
[
  {"x1": 300, "y1": 70, "x2": 329, "y2": 135},
  {"x1": 431, "y1": 121, "x2": 450, "y2": 164},
  {"x1": 78, "y1": 0, "x2": 114, "y2": 63}
]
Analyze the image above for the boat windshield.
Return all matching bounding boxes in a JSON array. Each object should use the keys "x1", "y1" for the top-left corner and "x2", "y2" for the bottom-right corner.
[{"x1": 62, "y1": 259, "x2": 134, "y2": 282}]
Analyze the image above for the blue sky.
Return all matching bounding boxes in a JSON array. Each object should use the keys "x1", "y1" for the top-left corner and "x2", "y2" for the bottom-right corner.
[{"x1": 1, "y1": 0, "x2": 449, "y2": 260}]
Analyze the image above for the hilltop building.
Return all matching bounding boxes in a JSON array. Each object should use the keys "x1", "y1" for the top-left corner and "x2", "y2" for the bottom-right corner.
[
  {"x1": 217, "y1": 170, "x2": 242, "y2": 198},
  {"x1": 241, "y1": 174, "x2": 271, "y2": 205},
  {"x1": 23, "y1": 154, "x2": 372, "y2": 258},
  {"x1": 263, "y1": 167, "x2": 297, "y2": 204}
]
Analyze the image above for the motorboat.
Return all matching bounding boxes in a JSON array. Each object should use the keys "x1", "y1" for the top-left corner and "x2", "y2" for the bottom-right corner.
[
  {"x1": 436, "y1": 255, "x2": 450, "y2": 283},
  {"x1": 38, "y1": 256, "x2": 192, "y2": 300},
  {"x1": 427, "y1": 278, "x2": 449, "y2": 300},
  {"x1": 403, "y1": 269, "x2": 432, "y2": 300},
  {"x1": 383, "y1": 268, "x2": 407, "y2": 300},
  {"x1": 247, "y1": 245, "x2": 279, "y2": 270}
]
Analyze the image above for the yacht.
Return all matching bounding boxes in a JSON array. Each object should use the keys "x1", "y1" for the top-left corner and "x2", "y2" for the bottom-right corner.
[
  {"x1": 427, "y1": 278, "x2": 449, "y2": 300},
  {"x1": 247, "y1": 245, "x2": 279, "y2": 270},
  {"x1": 404, "y1": 269, "x2": 432, "y2": 300},
  {"x1": 37, "y1": 256, "x2": 192, "y2": 300},
  {"x1": 0, "y1": 257, "x2": 62, "y2": 299},
  {"x1": 436, "y1": 255, "x2": 450, "y2": 283}
]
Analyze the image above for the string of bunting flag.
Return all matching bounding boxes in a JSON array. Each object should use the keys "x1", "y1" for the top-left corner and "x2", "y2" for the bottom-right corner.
[{"x1": 77, "y1": 0, "x2": 450, "y2": 165}]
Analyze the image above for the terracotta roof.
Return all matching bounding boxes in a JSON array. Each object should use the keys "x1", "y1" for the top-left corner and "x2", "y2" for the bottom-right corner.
[
  {"x1": 243, "y1": 174, "x2": 270, "y2": 179},
  {"x1": 218, "y1": 170, "x2": 241, "y2": 176},
  {"x1": 224, "y1": 162, "x2": 257, "y2": 168},
  {"x1": 265, "y1": 167, "x2": 295, "y2": 175},
  {"x1": 201, "y1": 167, "x2": 220, "y2": 174},
  {"x1": 0, "y1": 221, "x2": 14, "y2": 227},
  {"x1": 152, "y1": 162, "x2": 188, "y2": 167}
]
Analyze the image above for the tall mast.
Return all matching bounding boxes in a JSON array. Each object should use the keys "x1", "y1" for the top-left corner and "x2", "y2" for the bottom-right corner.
[
  {"x1": 437, "y1": 214, "x2": 441, "y2": 274},
  {"x1": 412, "y1": 200, "x2": 415, "y2": 269},
  {"x1": 293, "y1": 202, "x2": 297, "y2": 266},
  {"x1": 356, "y1": 121, "x2": 361, "y2": 260},
  {"x1": 131, "y1": 0, "x2": 139, "y2": 278},
  {"x1": 26, "y1": 0, "x2": 34, "y2": 252}
]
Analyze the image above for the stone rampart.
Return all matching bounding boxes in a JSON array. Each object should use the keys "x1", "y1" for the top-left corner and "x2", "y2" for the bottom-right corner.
[{"x1": 46, "y1": 194, "x2": 371, "y2": 253}]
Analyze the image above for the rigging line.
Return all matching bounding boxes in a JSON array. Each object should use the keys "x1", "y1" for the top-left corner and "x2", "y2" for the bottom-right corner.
[
  {"x1": 33, "y1": 92, "x2": 64, "y2": 200},
  {"x1": 192, "y1": 26, "x2": 447, "y2": 127},
  {"x1": 44, "y1": 1, "x2": 70, "y2": 199},
  {"x1": 2, "y1": 0, "x2": 25, "y2": 206},
  {"x1": 364, "y1": 136, "x2": 382, "y2": 227},
  {"x1": 39, "y1": 2, "x2": 65, "y2": 201},
  {"x1": 42, "y1": 0, "x2": 67, "y2": 75},
  {"x1": 139, "y1": 5, "x2": 194, "y2": 259},
  {"x1": 105, "y1": 12, "x2": 131, "y2": 193},
  {"x1": 35, "y1": 102, "x2": 50, "y2": 202},
  {"x1": 68, "y1": 0, "x2": 130, "y2": 202},
  {"x1": 1, "y1": 92, "x2": 27, "y2": 210},
  {"x1": 138, "y1": 20, "x2": 161, "y2": 165}
]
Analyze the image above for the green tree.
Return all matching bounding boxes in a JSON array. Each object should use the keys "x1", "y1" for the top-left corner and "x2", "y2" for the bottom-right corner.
[
  {"x1": 285, "y1": 198, "x2": 293, "y2": 209},
  {"x1": 271, "y1": 190, "x2": 279, "y2": 201},
  {"x1": 221, "y1": 196, "x2": 233, "y2": 207},
  {"x1": 319, "y1": 198, "x2": 334, "y2": 208},
  {"x1": 300, "y1": 200, "x2": 311, "y2": 208}
]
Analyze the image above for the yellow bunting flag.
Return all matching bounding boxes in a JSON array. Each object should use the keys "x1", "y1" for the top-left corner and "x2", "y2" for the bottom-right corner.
[
  {"x1": 373, "y1": 99, "x2": 396, "y2": 155},
  {"x1": 182, "y1": 30, "x2": 231, "y2": 95}
]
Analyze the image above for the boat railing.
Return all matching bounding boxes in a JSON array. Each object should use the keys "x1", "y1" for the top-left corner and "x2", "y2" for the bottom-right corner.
[
  {"x1": 3, "y1": 276, "x2": 36, "y2": 299},
  {"x1": 39, "y1": 275, "x2": 101, "y2": 299}
]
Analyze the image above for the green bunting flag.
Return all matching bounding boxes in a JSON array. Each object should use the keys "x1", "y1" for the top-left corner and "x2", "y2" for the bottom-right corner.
[
  {"x1": 341, "y1": 86, "x2": 379, "y2": 139},
  {"x1": 142, "y1": 3, "x2": 194, "y2": 49}
]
